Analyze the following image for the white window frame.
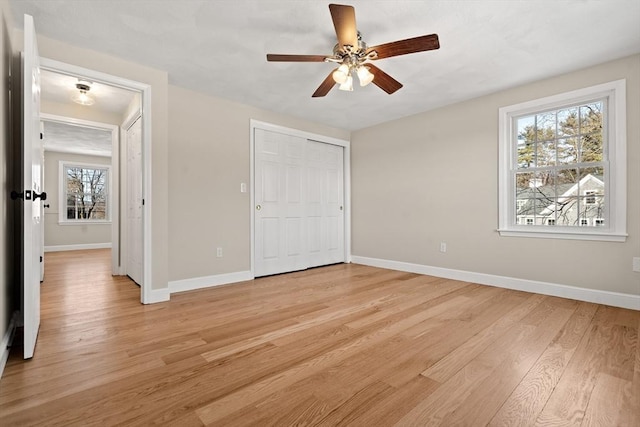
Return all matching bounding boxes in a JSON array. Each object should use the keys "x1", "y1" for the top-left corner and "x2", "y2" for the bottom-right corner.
[
  {"x1": 59, "y1": 161, "x2": 112, "y2": 225},
  {"x1": 498, "y1": 79, "x2": 627, "y2": 242}
]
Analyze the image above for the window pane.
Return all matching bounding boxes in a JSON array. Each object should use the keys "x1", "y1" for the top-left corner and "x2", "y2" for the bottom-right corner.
[
  {"x1": 578, "y1": 167, "x2": 605, "y2": 226},
  {"x1": 557, "y1": 107, "x2": 579, "y2": 137},
  {"x1": 557, "y1": 137, "x2": 578, "y2": 164},
  {"x1": 536, "y1": 112, "x2": 556, "y2": 141},
  {"x1": 580, "y1": 134, "x2": 603, "y2": 163},
  {"x1": 580, "y1": 102, "x2": 603, "y2": 131},
  {"x1": 553, "y1": 168, "x2": 579, "y2": 226},
  {"x1": 516, "y1": 172, "x2": 535, "y2": 193},
  {"x1": 517, "y1": 116, "x2": 535, "y2": 139},
  {"x1": 536, "y1": 141, "x2": 556, "y2": 167}
]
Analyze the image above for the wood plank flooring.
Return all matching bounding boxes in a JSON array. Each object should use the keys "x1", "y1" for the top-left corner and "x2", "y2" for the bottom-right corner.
[{"x1": 1, "y1": 249, "x2": 638, "y2": 426}]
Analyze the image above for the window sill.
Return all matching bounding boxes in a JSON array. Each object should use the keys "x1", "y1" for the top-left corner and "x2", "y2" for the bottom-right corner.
[
  {"x1": 58, "y1": 221, "x2": 112, "y2": 226},
  {"x1": 497, "y1": 228, "x2": 627, "y2": 242}
]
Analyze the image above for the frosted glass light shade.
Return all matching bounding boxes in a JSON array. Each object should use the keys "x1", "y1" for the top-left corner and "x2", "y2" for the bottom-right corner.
[
  {"x1": 332, "y1": 64, "x2": 350, "y2": 84},
  {"x1": 357, "y1": 66, "x2": 374, "y2": 86},
  {"x1": 72, "y1": 90, "x2": 95, "y2": 106},
  {"x1": 338, "y1": 75, "x2": 353, "y2": 91}
]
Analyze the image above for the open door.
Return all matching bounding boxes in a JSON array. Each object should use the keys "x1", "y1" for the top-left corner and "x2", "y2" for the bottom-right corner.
[
  {"x1": 22, "y1": 14, "x2": 43, "y2": 359},
  {"x1": 126, "y1": 116, "x2": 143, "y2": 285}
]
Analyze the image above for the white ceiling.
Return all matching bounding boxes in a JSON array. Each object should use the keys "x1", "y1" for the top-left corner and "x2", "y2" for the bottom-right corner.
[
  {"x1": 43, "y1": 120, "x2": 113, "y2": 157},
  {"x1": 39, "y1": 69, "x2": 134, "y2": 157},
  {"x1": 9, "y1": 0, "x2": 640, "y2": 131},
  {"x1": 41, "y1": 69, "x2": 136, "y2": 115}
]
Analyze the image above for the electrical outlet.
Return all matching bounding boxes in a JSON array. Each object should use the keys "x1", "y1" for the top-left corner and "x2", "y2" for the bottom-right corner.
[
  {"x1": 216, "y1": 247, "x2": 223, "y2": 258},
  {"x1": 633, "y1": 257, "x2": 640, "y2": 273},
  {"x1": 440, "y1": 242, "x2": 447, "y2": 253},
  {"x1": 240, "y1": 182, "x2": 247, "y2": 193}
]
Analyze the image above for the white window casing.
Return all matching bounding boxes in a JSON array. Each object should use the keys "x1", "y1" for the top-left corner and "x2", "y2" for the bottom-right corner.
[
  {"x1": 58, "y1": 161, "x2": 112, "y2": 225},
  {"x1": 498, "y1": 79, "x2": 626, "y2": 242}
]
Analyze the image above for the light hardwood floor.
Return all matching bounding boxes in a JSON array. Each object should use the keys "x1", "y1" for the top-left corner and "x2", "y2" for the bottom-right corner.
[{"x1": 1, "y1": 249, "x2": 638, "y2": 426}]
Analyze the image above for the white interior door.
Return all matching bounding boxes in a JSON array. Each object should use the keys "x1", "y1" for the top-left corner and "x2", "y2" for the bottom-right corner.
[
  {"x1": 307, "y1": 141, "x2": 344, "y2": 268},
  {"x1": 254, "y1": 129, "x2": 344, "y2": 277},
  {"x1": 22, "y1": 14, "x2": 42, "y2": 359},
  {"x1": 126, "y1": 116, "x2": 143, "y2": 285},
  {"x1": 254, "y1": 129, "x2": 307, "y2": 276},
  {"x1": 40, "y1": 135, "x2": 45, "y2": 283}
]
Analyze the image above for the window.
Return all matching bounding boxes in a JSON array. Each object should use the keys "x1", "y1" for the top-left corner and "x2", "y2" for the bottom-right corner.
[
  {"x1": 498, "y1": 80, "x2": 627, "y2": 242},
  {"x1": 59, "y1": 162, "x2": 110, "y2": 223},
  {"x1": 525, "y1": 218, "x2": 534, "y2": 225},
  {"x1": 584, "y1": 190, "x2": 597, "y2": 205}
]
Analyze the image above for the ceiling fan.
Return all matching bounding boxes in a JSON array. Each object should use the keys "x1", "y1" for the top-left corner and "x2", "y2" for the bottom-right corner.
[{"x1": 266, "y1": 3, "x2": 440, "y2": 97}]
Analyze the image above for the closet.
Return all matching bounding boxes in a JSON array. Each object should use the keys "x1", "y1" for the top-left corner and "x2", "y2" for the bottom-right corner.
[{"x1": 254, "y1": 128, "x2": 345, "y2": 277}]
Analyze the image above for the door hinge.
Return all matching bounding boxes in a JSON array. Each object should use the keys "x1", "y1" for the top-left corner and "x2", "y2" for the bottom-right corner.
[
  {"x1": 142, "y1": 199, "x2": 145, "y2": 206},
  {"x1": 40, "y1": 256, "x2": 43, "y2": 263},
  {"x1": 40, "y1": 132, "x2": 43, "y2": 140}
]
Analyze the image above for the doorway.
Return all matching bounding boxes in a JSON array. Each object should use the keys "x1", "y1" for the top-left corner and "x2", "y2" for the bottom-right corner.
[
  {"x1": 40, "y1": 115, "x2": 118, "y2": 284},
  {"x1": 39, "y1": 57, "x2": 153, "y2": 303}
]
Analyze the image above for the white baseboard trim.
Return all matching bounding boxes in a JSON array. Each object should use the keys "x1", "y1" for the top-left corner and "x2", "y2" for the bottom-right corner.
[
  {"x1": 44, "y1": 243, "x2": 112, "y2": 252},
  {"x1": 169, "y1": 271, "x2": 253, "y2": 294},
  {"x1": 0, "y1": 311, "x2": 19, "y2": 379},
  {"x1": 351, "y1": 255, "x2": 640, "y2": 311},
  {"x1": 143, "y1": 287, "x2": 171, "y2": 304}
]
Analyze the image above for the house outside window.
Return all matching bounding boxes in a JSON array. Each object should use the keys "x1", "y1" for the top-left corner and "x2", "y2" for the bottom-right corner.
[
  {"x1": 498, "y1": 80, "x2": 627, "y2": 242},
  {"x1": 584, "y1": 190, "x2": 597, "y2": 205},
  {"x1": 59, "y1": 162, "x2": 111, "y2": 224}
]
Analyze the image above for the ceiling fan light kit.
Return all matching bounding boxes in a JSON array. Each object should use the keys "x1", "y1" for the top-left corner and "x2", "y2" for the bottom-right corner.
[{"x1": 266, "y1": 3, "x2": 440, "y2": 97}]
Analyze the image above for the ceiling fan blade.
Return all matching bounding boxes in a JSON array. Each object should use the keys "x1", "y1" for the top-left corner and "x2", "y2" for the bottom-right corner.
[
  {"x1": 266, "y1": 54, "x2": 328, "y2": 62},
  {"x1": 329, "y1": 4, "x2": 358, "y2": 51},
  {"x1": 312, "y1": 71, "x2": 337, "y2": 97},
  {"x1": 367, "y1": 64, "x2": 403, "y2": 94},
  {"x1": 367, "y1": 34, "x2": 440, "y2": 60}
]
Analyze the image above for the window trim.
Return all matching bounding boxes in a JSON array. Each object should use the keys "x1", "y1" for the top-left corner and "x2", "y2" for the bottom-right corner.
[
  {"x1": 498, "y1": 79, "x2": 627, "y2": 242},
  {"x1": 58, "y1": 161, "x2": 112, "y2": 225}
]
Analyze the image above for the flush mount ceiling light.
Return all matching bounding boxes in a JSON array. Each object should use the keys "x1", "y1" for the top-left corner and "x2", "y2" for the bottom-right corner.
[{"x1": 71, "y1": 80, "x2": 95, "y2": 106}]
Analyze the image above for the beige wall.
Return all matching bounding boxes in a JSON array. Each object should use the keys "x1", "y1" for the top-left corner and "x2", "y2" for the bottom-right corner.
[
  {"x1": 26, "y1": 33, "x2": 170, "y2": 292},
  {"x1": 168, "y1": 85, "x2": 349, "y2": 281},
  {"x1": 352, "y1": 54, "x2": 640, "y2": 296},
  {"x1": 43, "y1": 151, "x2": 111, "y2": 247},
  {"x1": 0, "y1": 0, "x2": 16, "y2": 346}
]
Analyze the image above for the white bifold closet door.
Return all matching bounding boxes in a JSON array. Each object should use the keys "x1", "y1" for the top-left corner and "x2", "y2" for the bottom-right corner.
[{"x1": 254, "y1": 128, "x2": 344, "y2": 277}]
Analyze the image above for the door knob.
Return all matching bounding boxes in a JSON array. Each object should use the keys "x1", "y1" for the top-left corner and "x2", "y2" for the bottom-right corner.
[
  {"x1": 256, "y1": 205, "x2": 261, "y2": 211},
  {"x1": 34, "y1": 191, "x2": 47, "y2": 201},
  {"x1": 43, "y1": 204, "x2": 50, "y2": 208}
]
